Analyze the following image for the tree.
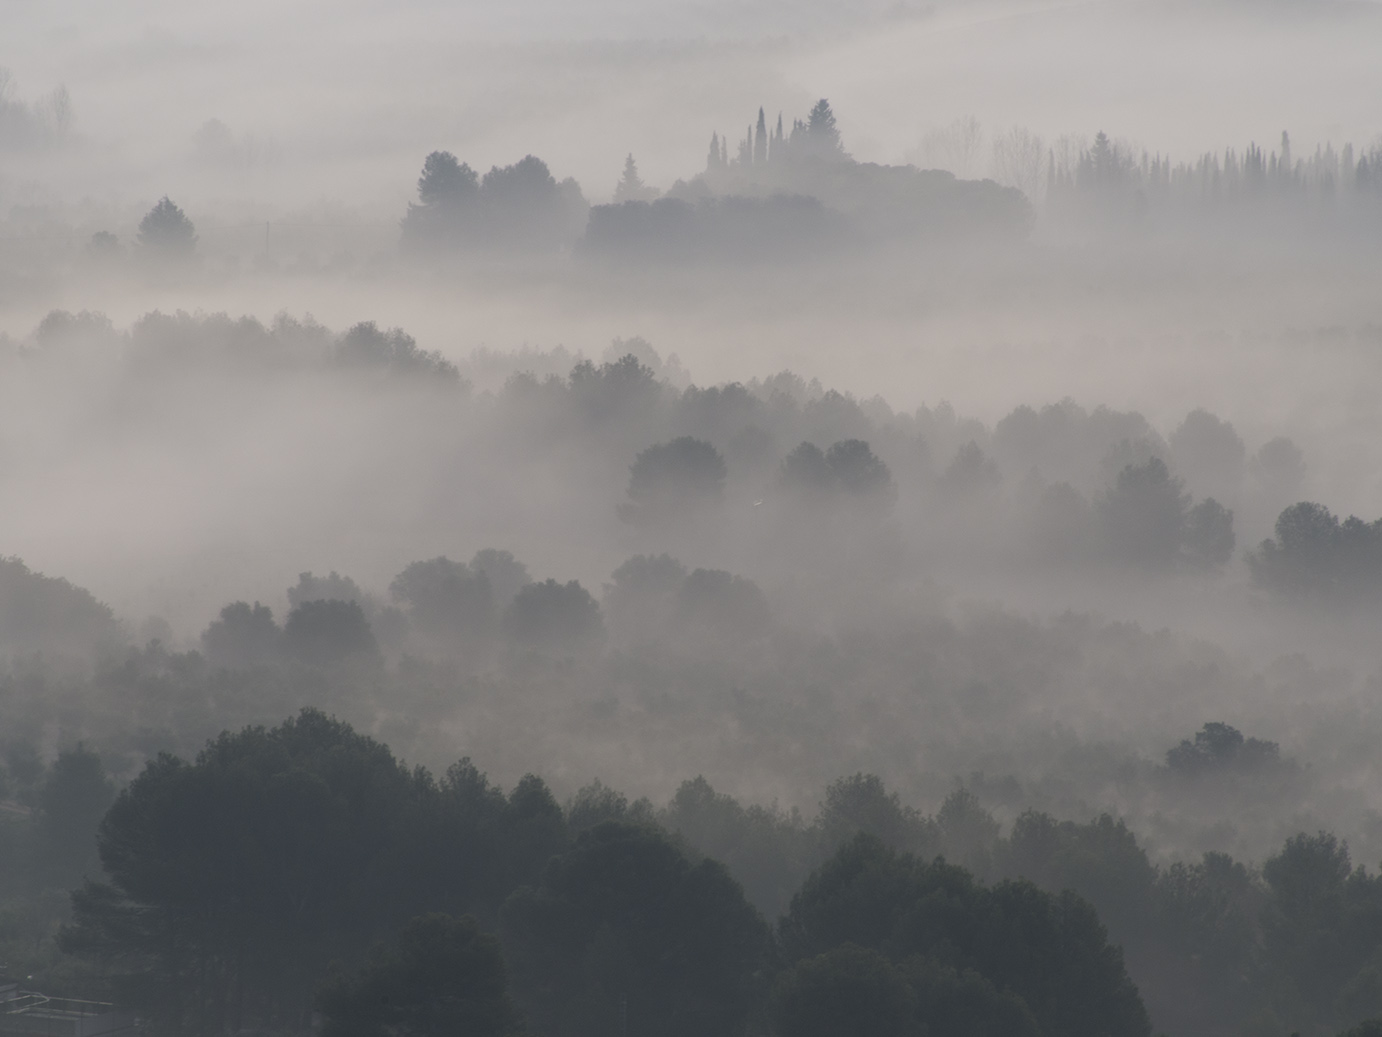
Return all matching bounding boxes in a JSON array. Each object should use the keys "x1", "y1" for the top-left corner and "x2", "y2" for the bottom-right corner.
[
  {"x1": 500, "y1": 821, "x2": 771, "y2": 1037},
  {"x1": 782, "y1": 441, "x2": 894, "y2": 505},
  {"x1": 613, "y1": 154, "x2": 656, "y2": 203},
  {"x1": 781, "y1": 442, "x2": 834, "y2": 494},
  {"x1": 1183, "y1": 497, "x2": 1236, "y2": 568},
  {"x1": 282, "y1": 599, "x2": 380, "y2": 666},
  {"x1": 568, "y1": 353, "x2": 664, "y2": 425},
  {"x1": 470, "y1": 549, "x2": 531, "y2": 611},
  {"x1": 1261, "y1": 832, "x2": 1356, "y2": 1017},
  {"x1": 825, "y1": 440, "x2": 894, "y2": 500},
  {"x1": 1165, "y1": 722, "x2": 1283, "y2": 775},
  {"x1": 288, "y1": 570, "x2": 366, "y2": 609},
  {"x1": 1148, "y1": 851, "x2": 1262, "y2": 1035},
  {"x1": 1081, "y1": 131, "x2": 1130, "y2": 190},
  {"x1": 782, "y1": 834, "x2": 1151, "y2": 1037},
  {"x1": 502, "y1": 579, "x2": 604, "y2": 654},
  {"x1": 390, "y1": 557, "x2": 496, "y2": 654},
  {"x1": 34, "y1": 744, "x2": 116, "y2": 889},
  {"x1": 1099, "y1": 457, "x2": 1188, "y2": 567},
  {"x1": 705, "y1": 132, "x2": 723, "y2": 173},
  {"x1": 59, "y1": 711, "x2": 433, "y2": 1034},
  {"x1": 317, "y1": 914, "x2": 522, "y2": 1037},
  {"x1": 621, "y1": 437, "x2": 726, "y2": 524},
  {"x1": 201, "y1": 601, "x2": 281, "y2": 669},
  {"x1": 137, "y1": 197, "x2": 197, "y2": 256},
  {"x1": 417, "y1": 151, "x2": 478, "y2": 207},
  {"x1": 660, "y1": 776, "x2": 814, "y2": 920},
  {"x1": 992, "y1": 126, "x2": 1047, "y2": 202},
  {"x1": 935, "y1": 788, "x2": 1001, "y2": 877},
  {"x1": 335, "y1": 322, "x2": 460, "y2": 379},
  {"x1": 402, "y1": 152, "x2": 480, "y2": 252},
  {"x1": 0, "y1": 555, "x2": 121, "y2": 655},
  {"x1": 805, "y1": 99, "x2": 845, "y2": 159},
  {"x1": 1169, "y1": 409, "x2": 1246, "y2": 499},
  {"x1": 477, "y1": 155, "x2": 588, "y2": 250},
  {"x1": 818, "y1": 774, "x2": 935, "y2": 855},
  {"x1": 1247, "y1": 501, "x2": 1382, "y2": 602},
  {"x1": 1000, "y1": 811, "x2": 1158, "y2": 952},
  {"x1": 602, "y1": 554, "x2": 688, "y2": 644},
  {"x1": 940, "y1": 441, "x2": 1001, "y2": 494}
]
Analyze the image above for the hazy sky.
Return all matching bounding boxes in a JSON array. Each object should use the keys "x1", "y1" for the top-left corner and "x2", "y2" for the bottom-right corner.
[{"x1": 6, "y1": 0, "x2": 1382, "y2": 207}]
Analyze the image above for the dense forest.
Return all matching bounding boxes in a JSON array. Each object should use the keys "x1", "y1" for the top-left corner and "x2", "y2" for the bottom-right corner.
[
  {"x1": 0, "y1": 308, "x2": 1379, "y2": 1035},
  {"x1": 1, "y1": 710, "x2": 1380, "y2": 1037}
]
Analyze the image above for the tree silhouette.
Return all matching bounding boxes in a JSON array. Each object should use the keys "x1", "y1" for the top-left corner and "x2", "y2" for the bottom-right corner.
[
  {"x1": 622, "y1": 436, "x2": 726, "y2": 524},
  {"x1": 502, "y1": 579, "x2": 604, "y2": 653},
  {"x1": 1099, "y1": 457, "x2": 1188, "y2": 567},
  {"x1": 500, "y1": 821, "x2": 771, "y2": 1037},
  {"x1": 282, "y1": 599, "x2": 380, "y2": 666},
  {"x1": 417, "y1": 150, "x2": 478, "y2": 206},
  {"x1": 782, "y1": 834, "x2": 1151, "y2": 1037},
  {"x1": 137, "y1": 196, "x2": 197, "y2": 256},
  {"x1": 613, "y1": 154, "x2": 656, "y2": 203},
  {"x1": 806, "y1": 99, "x2": 845, "y2": 159},
  {"x1": 201, "y1": 601, "x2": 281, "y2": 669}
]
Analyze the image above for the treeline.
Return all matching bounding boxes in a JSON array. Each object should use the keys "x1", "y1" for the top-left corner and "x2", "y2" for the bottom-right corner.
[
  {"x1": 20, "y1": 308, "x2": 460, "y2": 380},
  {"x1": 1250, "y1": 501, "x2": 1382, "y2": 606},
  {"x1": 4, "y1": 711, "x2": 1373, "y2": 1037},
  {"x1": 913, "y1": 116, "x2": 1382, "y2": 228},
  {"x1": 13, "y1": 308, "x2": 1354, "y2": 600},
  {"x1": 400, "y1": 153, "x2": 589, "y2": 255},
  {"x1": 405, "y1": 99, "x2": 1030, "y2": 262},
  {"x1": 1047, "y1": 129, "x2": 1382, "y2": 223},
  {"x1": 400, "y1": 103, "x2": 1382, "y2": 264},
  {"x1": 0, "y1": 68, "x2": 73, "y2": 152}
]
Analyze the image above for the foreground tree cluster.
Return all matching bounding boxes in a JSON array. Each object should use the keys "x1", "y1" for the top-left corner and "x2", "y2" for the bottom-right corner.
[{"x1": 2, "y1": 713, "x2": 1366, "y2": 1037}]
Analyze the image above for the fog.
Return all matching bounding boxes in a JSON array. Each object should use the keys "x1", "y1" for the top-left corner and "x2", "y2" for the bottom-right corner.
[{"x1": 5, "y1": 1, "x2": 1382, "y2": 1035}]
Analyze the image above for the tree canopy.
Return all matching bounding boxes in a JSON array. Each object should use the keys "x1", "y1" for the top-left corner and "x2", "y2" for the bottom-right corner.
[{"x1": 137, "y1": 196, "x2": 197, "y2": 256}]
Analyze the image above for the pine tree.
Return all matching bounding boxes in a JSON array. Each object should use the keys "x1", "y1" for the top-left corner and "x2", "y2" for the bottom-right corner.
[
  {"x1": 805, "y1": 99, "x2": 844, "y2": 159},
  {"x1": 707, "y1": 132, "x2": 722, "y2": 172},
  {"x1": 754, "y1": 107, "x2": 768, "y2": 164},
  {"x1": 614, "y1": 153, "x2": 653, "y2": 203},
  {"x1": 137, "y1": 196, "x2": 198, "y2": 256}
]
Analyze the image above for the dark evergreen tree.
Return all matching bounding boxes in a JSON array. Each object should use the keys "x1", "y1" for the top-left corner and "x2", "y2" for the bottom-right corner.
[
  {"x1": 500, "y1": 822, "x2": 771, "y2": 1037},
  {"x1": 805, "y1": 99, "x2": 845, "y2": 159},
  {"x1": 416, "y1": 151, "x2": 478, "y2": 206},
  {"x1": 137, "y1": 197, "x2": 197, "y2": 256},
  {"x1": 782, "y1": 834, "x2": 1151, "y2": 1037}
]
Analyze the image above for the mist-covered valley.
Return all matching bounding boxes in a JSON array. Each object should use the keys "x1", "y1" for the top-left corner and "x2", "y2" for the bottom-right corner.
[{"x1": 5, "y1": 0, "x2": 1382, "y2": 1034}]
